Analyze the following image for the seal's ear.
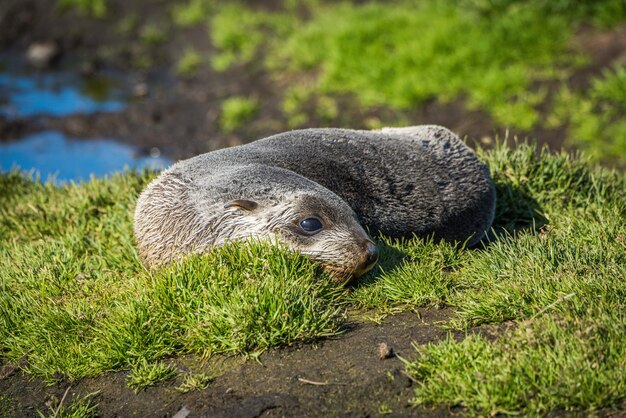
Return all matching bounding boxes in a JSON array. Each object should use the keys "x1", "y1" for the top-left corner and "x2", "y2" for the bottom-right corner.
[{"x1": 224, "y1": 199, "x2": 259, "y2": 211}]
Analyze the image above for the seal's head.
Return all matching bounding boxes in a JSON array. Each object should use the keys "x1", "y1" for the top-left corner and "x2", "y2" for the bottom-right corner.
[
  {"x1": 222, "y1": 193, "x2": 379, "y2": 281},
  {"x1": 134, "y1": 164, "x2": 378, "y2": 281}
]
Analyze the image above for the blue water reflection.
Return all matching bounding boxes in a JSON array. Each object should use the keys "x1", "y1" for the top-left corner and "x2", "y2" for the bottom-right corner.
[
  {"x1": 0, "y1": 72, "x2": 125, "y2": 117},
  {"x1": 0, "y1": 131, "x2": 171, "y2": 184}
]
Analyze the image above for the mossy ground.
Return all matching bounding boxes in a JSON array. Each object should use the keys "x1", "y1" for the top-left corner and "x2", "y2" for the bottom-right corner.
[{"x1": 1, "y1": 143, "x2": 624, "y2": 416}]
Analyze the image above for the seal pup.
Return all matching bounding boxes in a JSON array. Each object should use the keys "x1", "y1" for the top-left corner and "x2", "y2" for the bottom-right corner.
[{"x1": 134, "y1": 125, "x2": 496, "y2": 280}]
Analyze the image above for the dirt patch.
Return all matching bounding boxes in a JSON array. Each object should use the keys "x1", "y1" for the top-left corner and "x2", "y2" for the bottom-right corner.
[
  {"x1": 0, "y1": 308, "x2": 472, "y2": 417},
  {"x1": 0, "y1": 116, "x2": 34, "y2": 141},
  {"x1": 570, "y1": 23, "x2": 626, "y2": 89}
]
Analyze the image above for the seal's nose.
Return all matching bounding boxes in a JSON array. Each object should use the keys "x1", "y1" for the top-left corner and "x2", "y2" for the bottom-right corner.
[
  {"x1": 364, "y1": 240, "x2": 379, "y2": 265},
  {"x1": 352, "y1": 239, "x2": 379, "y2": 278}
]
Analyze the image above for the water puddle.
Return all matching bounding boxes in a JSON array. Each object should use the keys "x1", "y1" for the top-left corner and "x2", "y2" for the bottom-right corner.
[
  {"x1": 0, "y1": 57, "x2": 171, "y2": 183},
  {"x1": 0, "y1": 131, "x2": 170, "y2": 184},
  {"x1": 0, "y1": 71, "x2": 126, "y2": 118}
]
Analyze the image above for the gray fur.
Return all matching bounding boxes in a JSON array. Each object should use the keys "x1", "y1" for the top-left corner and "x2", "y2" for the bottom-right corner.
[{"x1": 134, "y1": 125, "x2": 496, "y2": 276}]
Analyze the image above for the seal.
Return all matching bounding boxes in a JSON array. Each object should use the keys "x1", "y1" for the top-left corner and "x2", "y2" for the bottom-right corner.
[{"x1": 134, "y1": 125, "x2": 496, "y2": 280}]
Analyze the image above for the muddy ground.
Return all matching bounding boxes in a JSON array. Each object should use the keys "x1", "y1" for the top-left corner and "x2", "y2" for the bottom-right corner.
[
  {"x1": 1, "y1": 0, "x2": 626, "y2": 416},
  {"x1": 0, "y1": 309, "x2": 473, "y2": 417}
]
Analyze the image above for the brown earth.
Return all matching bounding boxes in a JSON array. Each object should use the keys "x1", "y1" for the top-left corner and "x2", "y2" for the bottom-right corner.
[{"x1": 0, "y1": 309, "x2": 481, "y2": 417}]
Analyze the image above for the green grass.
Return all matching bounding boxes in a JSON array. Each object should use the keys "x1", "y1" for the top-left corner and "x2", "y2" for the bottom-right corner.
[
  {"x1": 270, "y1": 1, "x2": 573, "y2": 130},
  {"x1": 176, "y1": 48, "x2": 203, "y2": 77},
  {"x1": 209, "y1": 3, "x2": 296, "y2": 72},
  {"x1": 220, "y1": 96, "x2": 260, "y2": 133},
  {"x1": 39, "y1": 393, "x2": 99, "y2": 418},
  {"x1": 211, "y1": 0, "x2": 581, "y2": 127},
  {"x1": 202, "y1": 0, "x2": 626, "y2": 163},
  {"x1": 126, "y1": 359, "x2": 177, "y2": 391},
  {"x1": 176, "y1": 372, "x2": 214, "y2": 393},
  {"x1": 549, "y1": 65, "x2": 626, "y2": 165},
  {"x1": 171, "y1": 0, "x2": 214, "y2": 27},
  {"x1": 406, "y1": 312, "x2": 625, "y2": 415},
  {"x1": 0, "y1": 170, "x2": 345, "y2": 383},
  {"x1": 397, "y1": 145, "x2": 624, "y2": 415},
  {"x1": 461, "y1": 0, "x2": 626, "y2": 28},
  {"x1": 349, "y1": 143, "x2": 624, "y2": 415},
  {"x1": 139, "y1": 23, "x2": 167, "y2": 46},
  {"x1": 54, "y1": 0, "x2": 626, "y2": 160},
  {"x1": 347, "y1": 236, "x2": 460, "y2": 313},
  {"x1": 209, "y1": 4, "x2": 267, "y2": 72},
  {"x1": 0, "y1": 394, "x2": 12, "y2": 417},
  {"x1": 1, "y1": 143, "x2": 625, "y2": 413},
  {"x1": 57, "y1": 0, "x2": 107, "y2": 18}
]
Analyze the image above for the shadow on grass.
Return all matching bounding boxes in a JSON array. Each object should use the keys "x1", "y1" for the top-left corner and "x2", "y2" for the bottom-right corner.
[
  {"x1": 346, "y1": 182, "x2": 548, "y2": 293},
  {"x1": 347, "y1": 242, "x2": 408, "y2": 290},
  {"x1": 0, "y1": 170, "x2": 37, "y2": 205},
  {"x1": 490, "y1": 181, "x2": 548, "y2": 237}
]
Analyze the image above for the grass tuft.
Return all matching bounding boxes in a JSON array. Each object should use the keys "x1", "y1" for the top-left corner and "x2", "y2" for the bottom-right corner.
[
  {"x1": 220, "y1": 96, "x2": 259, "y2": 133},
  {"x1": 398, "y1": 143, "x2": 626, "y2": 415},
  {"x1": 56, "y1": 0, "x2": 107, "y2": 18},
  {"x1": 171, "y1": 0, "x2": 213, "y2": 27},
  {"x1": 177, "y1": 48, "x2": 203, "y2": 77},
  {"x1": 39, "y1": 393, "x2": 99, "y2": 418},
  {"x1": 347, "y1": 236, "x2": 460, "y2": 313},
  {"x1": 176, "y1": 372, "x2": 214, "y2": 393},
  {"x1": 0, "y1": 170, "x2": 345, "y2": 382},
  {"x1": 406, "y1": 311, "x2": 626, "y2": 415},
  {"x1": 126, "y1": 359, "x2": 177, "y2": 391},
  {"x1": 549, "y1": 65, "x2": 626, "y2": 165}
]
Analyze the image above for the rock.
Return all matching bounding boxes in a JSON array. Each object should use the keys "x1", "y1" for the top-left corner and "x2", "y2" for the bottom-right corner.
[
  {"x1": 80, "y1": 60, "x2": 100, "y2": 77},
  {"x1": 378, "y1": 342, "x2": 394, "y2": 360},
  {"x1": 26, "y1": 41, "x2": 60, "y2": 69},
  {"x1": 133, "y1": 83, "x2": 149, "y2": 97},
  {"x1": 172, "y1": 406, "x2": 191, "y2": 418}
]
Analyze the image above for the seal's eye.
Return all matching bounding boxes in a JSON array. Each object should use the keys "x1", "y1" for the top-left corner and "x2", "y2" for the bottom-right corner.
[{"x1": 299, "y1": 217, "x2": 323, "y2": 234}]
